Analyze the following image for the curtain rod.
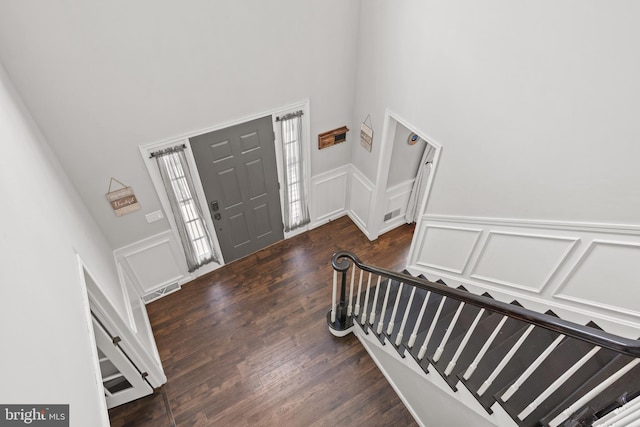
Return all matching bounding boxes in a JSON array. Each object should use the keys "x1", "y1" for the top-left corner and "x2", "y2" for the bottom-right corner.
[
  {"x1": 149, "y1": 143, "x2": 186, "y2": 159},
  {"x1": 275, "y1": 110, "x2": 304, "y2": 122}
]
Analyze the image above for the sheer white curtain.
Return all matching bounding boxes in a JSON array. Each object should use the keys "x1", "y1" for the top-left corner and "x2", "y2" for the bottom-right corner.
[
  {"x1": 280, "y1": 113, "x2": 310, "y2": 232},
  {"x1": 154, "y1": 147, "x2": 219, "y2": 272},
  {"x1": 405, "y1": 143, "x2": 435, "y2": 223}
]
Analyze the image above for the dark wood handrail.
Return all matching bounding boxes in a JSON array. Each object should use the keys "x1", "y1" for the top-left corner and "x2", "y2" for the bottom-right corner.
[{"x1": 332, "y1": 251, "x2": 640, "y2": 357}]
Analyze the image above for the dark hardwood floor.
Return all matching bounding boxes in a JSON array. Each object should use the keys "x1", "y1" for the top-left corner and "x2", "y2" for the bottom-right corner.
[{"x1": 109, "y1": 216, "x2": 418, "y2": 426}]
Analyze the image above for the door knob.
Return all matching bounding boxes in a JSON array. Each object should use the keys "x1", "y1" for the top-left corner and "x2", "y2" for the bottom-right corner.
[{"x1": 214, "y1": 213, "x2": 221, "y2": 220}]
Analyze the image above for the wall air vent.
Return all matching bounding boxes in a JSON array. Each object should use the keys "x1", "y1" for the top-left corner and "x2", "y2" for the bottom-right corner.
[
  {"x1": 384, "y1": 209, "x2": 401, "y2": 222},
  {"x1": 142, "y1": 282, "x2": 181, "y2": 304}
]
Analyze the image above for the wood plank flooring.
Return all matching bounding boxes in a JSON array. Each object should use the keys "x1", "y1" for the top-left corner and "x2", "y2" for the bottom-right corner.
[{"x1": 109, "y1": 216, "x2": 418, "y2": 426}]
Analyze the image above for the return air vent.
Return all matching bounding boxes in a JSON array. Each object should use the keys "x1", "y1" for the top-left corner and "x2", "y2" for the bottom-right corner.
[
  {"x1": 142, "y1": 282, "x2": 181, "y2": 304},
  {"x1": 384, "y1": 209, "x2": 401, "y2": 222}
]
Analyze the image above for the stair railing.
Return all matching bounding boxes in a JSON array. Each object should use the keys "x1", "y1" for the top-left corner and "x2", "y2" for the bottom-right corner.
[{"x1": 327, "y1": 250, "x2": 640, "y2": 357}]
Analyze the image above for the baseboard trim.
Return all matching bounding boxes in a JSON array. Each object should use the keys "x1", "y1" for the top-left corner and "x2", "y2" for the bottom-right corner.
[{"x1": 353, "y1": 327, "x2": 501, "y2": 427}]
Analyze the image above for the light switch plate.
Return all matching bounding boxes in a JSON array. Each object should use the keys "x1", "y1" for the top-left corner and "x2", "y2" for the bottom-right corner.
[{"x1": 145, "y1": 210, "x2": 164, "y2": 223}]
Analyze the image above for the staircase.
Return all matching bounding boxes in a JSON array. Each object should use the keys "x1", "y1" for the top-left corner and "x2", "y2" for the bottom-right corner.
[{"x1": 327, "y1": 251, "x2": 640, "y2": 427}]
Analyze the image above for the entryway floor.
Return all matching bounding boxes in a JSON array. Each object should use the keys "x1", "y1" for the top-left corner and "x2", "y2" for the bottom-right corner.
[{"x1": 108, "y1": 216, "x2": 418, "y2": 426}]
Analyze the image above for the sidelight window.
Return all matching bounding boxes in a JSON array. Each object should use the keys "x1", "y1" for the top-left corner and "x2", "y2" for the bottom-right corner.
[
  {"x1": 278, "y1": 111, "x2": 310, "y2": 232},
  {"x1": 153, "y1": 146, "x2": 218, "y2": 271}
]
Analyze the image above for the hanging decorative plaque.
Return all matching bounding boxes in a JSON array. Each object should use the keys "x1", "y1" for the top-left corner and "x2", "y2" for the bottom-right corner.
[
  {"x1": 106, "y1": 177, "x2": 140, "y2": 216},
  {"x1": 360, "y1": 114, "x2": 373, "y2": 152}
]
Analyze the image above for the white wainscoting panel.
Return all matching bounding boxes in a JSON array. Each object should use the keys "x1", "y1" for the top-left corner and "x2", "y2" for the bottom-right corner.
[
  {"x1": 349, "y1": 168, "x2": 374, "y2": 232},
  {"x1": 415, "y1": 226, "x2": 482, "y2": 274},
  {"x1": 380, "y1": 179, "x2": 414, "y2": 234},
  {"x1": 470, "y1": 232, "x2": 578, "y2": 293},
  {"x1": 310, "y1": 166, "x2": 348, "y2": 227},
  {"x1": 114, "y1": 230, "x2": 188, "y2": 298},
  {"x1": 407, "y1": 215, "x2": 640, "y2": 337},
  {"x1": 554, "y1": 240, "x2": 640, "y2": 318}
]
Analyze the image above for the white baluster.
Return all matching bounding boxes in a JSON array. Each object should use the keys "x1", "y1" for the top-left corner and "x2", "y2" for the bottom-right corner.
[
  {"x1": 463, "y1": 315, "x2": 508, "y2": 380},
  {"x1": 596, "y1": 393, "x2": 640, "y2": 427},
  {"x1": 331, "y1": 270, "x2": 337, "y2": 323},
  {"x1": 377, "y1": 279, "x2": 393, "y2": 334},
  {"x1": 518, "y1": 346, "x2": 601, "y2": 421},
  {"x1": 347, "y1": 267, "x2": 355, "y2": 317},
  {"x1": 433, "y1": 301, "x2": 465, "y2": 362},
  {"x1": 395, "y1": 287, "x2": 416, "y2": 346},
  {"x1": 550, "y1": 358, "x2": 640, "y2": 427},
  {"x1": 354, "y1": 269, "x2": 364, "y2": 316},
  {"x1": 445, "y1": 308, "x2": 485, "y2": 376},
  {"x1": 417, "y1": 296, "x2": 446, "y2": 360},
  {"x1": 477, "y1": 324, "x2": 535, "y2": 396},
  {"x1": 501, "y1": 334, "x2": 565, "y2": 402},
  {"x1": 407, "y1": 291, "x2": 432, "y2": 348},
  {"x1": 369, "y1": 276, "x2": 382, "y2": 325},
  {"x1": 387, "y1": 282, "x2": 404, "y2": 335},
  {"x1": 360, "y1": 273, "x2": 372, "y2": 325}
]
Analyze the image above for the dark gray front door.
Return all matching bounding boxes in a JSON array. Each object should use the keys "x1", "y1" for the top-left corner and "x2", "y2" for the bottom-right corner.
[{"x1": 190, "y1": 116, "x2": 284, "y2": 263}]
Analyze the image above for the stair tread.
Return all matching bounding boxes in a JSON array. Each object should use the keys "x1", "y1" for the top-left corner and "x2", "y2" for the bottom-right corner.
[
  {"x1": 386, "y1": 287, "x2": 438, "y2": 351},
  {"x1": 515, "y1": 346, "x2": 620, "y2": 426},
  {"x1": 367, "y1": 278, "x2": 403, "y2": 345},
  {"x1": 421, "y1": 303, "x2": 487, "y2": 381},
  {"x1": 355, "y1": 277, "x2": 396, "y2": 335},
  {"x1": 457, "y1": 313, "x2": 558, "y2": 413},
  {"x1": 402, "y1": 290, "x2": 452, "y2": 339},
  {"x1": 539, "y1": 353, "x2": 640, "y2": 426},
  {"x1": 357, "y1": 276, "x2": 447, "y2": 348},
  {"x1": 455, "y1": 311, "x2": 529, "y2": 390},
  {"x1": 495, "y1": 329, "x2": 615, "y2": 425},
  {"x1": 484, "y1": 326, "x2": 563, "y2": 412},
  {"x1": 428, "y1": 292, "x2": 496, "y2": 369},
  {"x1": 404, "y1": 295, "x2": 462, "y2": 361},
  {"x1": 429, "y1": 308, "x2": 500, "y2": 389}
]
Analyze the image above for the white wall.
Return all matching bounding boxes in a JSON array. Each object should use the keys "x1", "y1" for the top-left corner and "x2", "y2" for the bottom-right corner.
[
  {"x1": 408, "y1": 216, "x2": 640, "y2": 338},
  {"x1": 0, "y1": 1, "x2": 361, "y2": 249},
  {"x1": 351, "y1": 0, "x2": 640, "y2": 225},
  {"x1": 346, "y1": 0, "x2": 640, "y2": 340},
  {"x1": 0, "y1": 64, "x2": 121, "y2": 426},
  {"x1": 387, "y1": 122, "x2": 425, "y2": 188}
]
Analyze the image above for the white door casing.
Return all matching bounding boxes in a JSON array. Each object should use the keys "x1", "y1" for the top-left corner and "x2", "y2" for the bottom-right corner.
[
  {"x1": 139, "y1": 100, "x2": 311, "y2": 277},
  {"x1": 92, "y1": 316, "x2": 153, "y2": 409}
]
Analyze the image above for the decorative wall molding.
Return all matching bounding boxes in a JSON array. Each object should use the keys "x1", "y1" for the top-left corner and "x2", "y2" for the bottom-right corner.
[
  {"x1": 470, "y1": 231, "x2": 579, "y2": 293},
  {"x1": 407, "y1": 215, "x2": 640, "y2": 337},
  {"x1": 553, "y1": 239, "x2": 640, "y2": 318},
  {"x1": 114, "y1": 230, "x2": 188, "y2": 298},
  {"x1": 379, "y1": 179, "x2": 414, "y2": 234},
  {"x1": 415, "y1": 225, "x2": 482, "y2": 275},
  {"x1": 310, "y1": 165, "x2": 349, "y2": 227},
  {"x1": 421, "y1": 215, "x2": 640, "y2": 235},
  {"x1": 349, "y1": 166, "x2": 375, "y2": 239}
]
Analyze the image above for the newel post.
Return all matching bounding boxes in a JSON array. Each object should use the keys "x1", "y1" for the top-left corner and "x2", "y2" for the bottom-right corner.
[{"x1": 327, "y1": 251, "x2": 356, "y2": 337}]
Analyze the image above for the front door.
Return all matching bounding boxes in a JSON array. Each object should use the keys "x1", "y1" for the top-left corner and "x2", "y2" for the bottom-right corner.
[{"x1": 190, "y1": 116, "x2": 284, "y2": 263}]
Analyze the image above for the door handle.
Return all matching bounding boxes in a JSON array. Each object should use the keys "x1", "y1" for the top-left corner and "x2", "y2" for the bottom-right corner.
[
  {"x1": 214, "y1": 213, "x2": 221, "y2": 220},
  {"x1": 210, "y1": 200, "x2": 219, "y2": 212}
]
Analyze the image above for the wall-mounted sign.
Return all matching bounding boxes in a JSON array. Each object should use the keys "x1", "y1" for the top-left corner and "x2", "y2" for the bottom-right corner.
[
  {"x1": 106, "y1": 178, "x2": 140, "y2": 217},
  {"x1": 360, "y1": 122, "x2": 373, "y2": 152},
  {"x1": 360, "y1": 114, "x2": 373, "y2": 152}
]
